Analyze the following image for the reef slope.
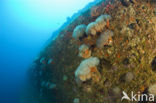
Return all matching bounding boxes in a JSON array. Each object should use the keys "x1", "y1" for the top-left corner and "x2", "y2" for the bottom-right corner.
[{"x1": 27, "y1": 0, "x2": 156, "y2": 103}]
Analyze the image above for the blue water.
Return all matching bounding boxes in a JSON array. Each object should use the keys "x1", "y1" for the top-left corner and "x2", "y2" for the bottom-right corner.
[{"x1": 0, "y1": 0, "x2": 94, "y2": 103}]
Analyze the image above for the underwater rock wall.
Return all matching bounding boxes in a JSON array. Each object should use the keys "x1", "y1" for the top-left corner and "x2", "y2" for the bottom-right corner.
[{"x1": 28, "y1": 0, "x2": 156, "y2": 103}]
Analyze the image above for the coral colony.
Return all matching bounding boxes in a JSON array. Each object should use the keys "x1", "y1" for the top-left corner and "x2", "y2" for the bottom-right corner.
[{"x1": 27, "y1": 0, "x2": 156, "y2": 103}]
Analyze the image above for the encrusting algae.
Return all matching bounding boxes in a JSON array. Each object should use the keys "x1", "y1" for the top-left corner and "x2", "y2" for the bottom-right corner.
[{"x1": 26, "y1": 0, "x2": 156, "y2": 103}]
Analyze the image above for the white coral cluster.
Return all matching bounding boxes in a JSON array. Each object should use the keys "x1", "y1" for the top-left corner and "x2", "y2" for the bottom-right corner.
[
  {"x1": 78, "y1": 44, "x2": 91, "y2": 58},
  {"x1": 72, "y1": 14, "x2": 111, "y2": 39},
  {"x1": 72, "y1": 24, "x2": 87, "y2": 40},
  {"x1": 86, "y1": 14, "x2": 111, "y2": 35},
  {"x1": 75, "y1": 57, "x2": 100, "y2": 82},
  {"x1": 73, "y1": 15, "x2": 112, "y2": 84},
  {"x1": 96, "y1": 30, "x2": 114, "y2": 48},
  {"x1": 85, "y1": 22, "x2": 98, "y2": 36}
]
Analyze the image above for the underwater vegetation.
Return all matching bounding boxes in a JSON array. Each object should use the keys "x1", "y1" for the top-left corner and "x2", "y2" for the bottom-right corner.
[{"x1": 26, "y1": 0, "x2": 156, "y2": 103}]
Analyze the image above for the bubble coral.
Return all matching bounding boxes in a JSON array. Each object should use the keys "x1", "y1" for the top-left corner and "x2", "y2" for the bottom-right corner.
[
  {"x1": 95, "y1": 15, "x2": 111, "y2": 25},
  {"x1": 86, "y1": 14, "x2": 111, "y2": 36},
  {"x1": 96, "y1": 30, "x2": 114, "y2": 48},
  {"x1": 75, "y1": 57, "x2": 100, "y2": 83},
  {"x1": 95, "y1": 14, "x2": 111, "y2": 31},
  {"x1": 78, "y1": 44, "x2": 91, "y2": 58},
  {"x1": 86, "y1": 22, "x2": 97, "y2": 36},
  {"x1": 72, "y1": 24, "x2": 87, "y2": 40}
]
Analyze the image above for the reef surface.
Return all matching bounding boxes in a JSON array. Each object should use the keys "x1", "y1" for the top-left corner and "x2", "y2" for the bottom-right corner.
[{"x1": 25, "y1": 0, "x2": 156, "y2": 103}]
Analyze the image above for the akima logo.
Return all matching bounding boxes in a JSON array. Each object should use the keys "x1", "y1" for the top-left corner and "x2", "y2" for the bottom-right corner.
[{"x1": 121, "y1": 91, "x2": 155, "y2": 102}]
